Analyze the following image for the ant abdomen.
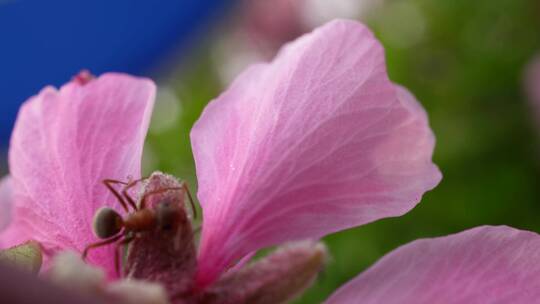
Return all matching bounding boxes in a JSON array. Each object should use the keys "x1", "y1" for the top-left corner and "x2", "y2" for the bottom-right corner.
[{"x1": 92, "y1": 207, "x2": 123, "y2": 239}]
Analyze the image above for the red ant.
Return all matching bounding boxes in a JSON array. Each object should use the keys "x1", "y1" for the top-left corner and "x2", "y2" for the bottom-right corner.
[{"x1": 82, "y1": 177, "x2": 196, "y2": 275}]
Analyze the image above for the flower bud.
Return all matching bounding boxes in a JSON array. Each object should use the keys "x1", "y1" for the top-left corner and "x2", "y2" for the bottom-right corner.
[{"x1": 201, "y1": 241, "x2": 328, "y2": 304}]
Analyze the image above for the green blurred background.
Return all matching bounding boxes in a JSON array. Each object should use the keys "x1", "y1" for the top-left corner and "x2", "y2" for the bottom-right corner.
[{"x1": 142, "y1": 0, "x2": 540, "y2": 302}]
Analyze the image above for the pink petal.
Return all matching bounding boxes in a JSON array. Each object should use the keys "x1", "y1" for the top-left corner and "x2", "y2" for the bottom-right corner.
[
  {"x1": 0, "y1": 176, "x2": 13, "y2": 233},
  {"x1": 1, "y1": 73, "x2": 155, "y2": 277},
  {"x1": 191, "y1": 19, "x2": 441, "y2": 286},
  {"x1": 325, "y1": 226, "x2": 540, "y2": 304}
]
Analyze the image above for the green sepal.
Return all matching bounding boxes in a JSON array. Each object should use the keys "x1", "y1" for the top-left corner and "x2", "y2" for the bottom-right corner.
[{"x1": 0, "y1": 240, "x2": 43, "y2": 274}]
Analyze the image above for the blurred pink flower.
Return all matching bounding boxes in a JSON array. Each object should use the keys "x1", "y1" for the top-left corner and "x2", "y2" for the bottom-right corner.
[
  {"x1": 216, "y1": 0, "x2": 381, "y2": 84},
  {"x1": 0, "y1": 73, "x2": 156, "y2": 277},
  {"x1": 526, "y1": 55, "x2": 540, "y2": 129},
  {"x1": 241, "y1": 0, "x2": 307, "y2": 57},
  {"x1": 235, "y1": 0, "x2": 382, "y2": 57},
  {"x1": 214, "y1": 0, "x2": 308, "y2": 84}
]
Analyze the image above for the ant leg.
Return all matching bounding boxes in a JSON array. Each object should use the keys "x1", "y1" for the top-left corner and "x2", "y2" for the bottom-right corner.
[
  {"x1": 121, "y1": 177, "x2": 147, "y2": 211},
  {"x1": 139, "y1": 187, "x2": 183, "y2": 210},
  {"x1": 103, "y1": 179, "x2": 130, "y2": 212},
  {"x1": 82, "y1": 234, "x2": 123, "y2": 260},
  {"x1": 180, "y1": 181, "x2": 197, "y2": 219},
  {"x1": 114, "y1": 234, "x2": 135, "y2": 277}
]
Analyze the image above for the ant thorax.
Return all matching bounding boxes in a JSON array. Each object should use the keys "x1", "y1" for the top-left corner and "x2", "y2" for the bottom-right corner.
[{"x1": 124, "y1": 171, "x2": 197, "y2": 295}]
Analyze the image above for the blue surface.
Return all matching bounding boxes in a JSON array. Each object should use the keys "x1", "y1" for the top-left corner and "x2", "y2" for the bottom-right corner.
[{"x1": 0, "y1": 0, "x2": 233, "y2": 146}]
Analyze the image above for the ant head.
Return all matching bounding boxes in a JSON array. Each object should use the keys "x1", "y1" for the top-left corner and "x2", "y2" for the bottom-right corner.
[
  {"x1": 92, "y1": 207, "x2": 123, "y2": 239},
  {"x1": 156, "y1": 200, "x2": 182, "y2": 231}
]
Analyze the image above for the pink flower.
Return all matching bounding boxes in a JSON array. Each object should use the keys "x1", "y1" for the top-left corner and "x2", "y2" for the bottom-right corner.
[
  {"x1": 0, "y1": 17, "x2": 434, "y2": 292},
  {"x1": 2, "y1": 19, "x2": 538, "y2": 303}
]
